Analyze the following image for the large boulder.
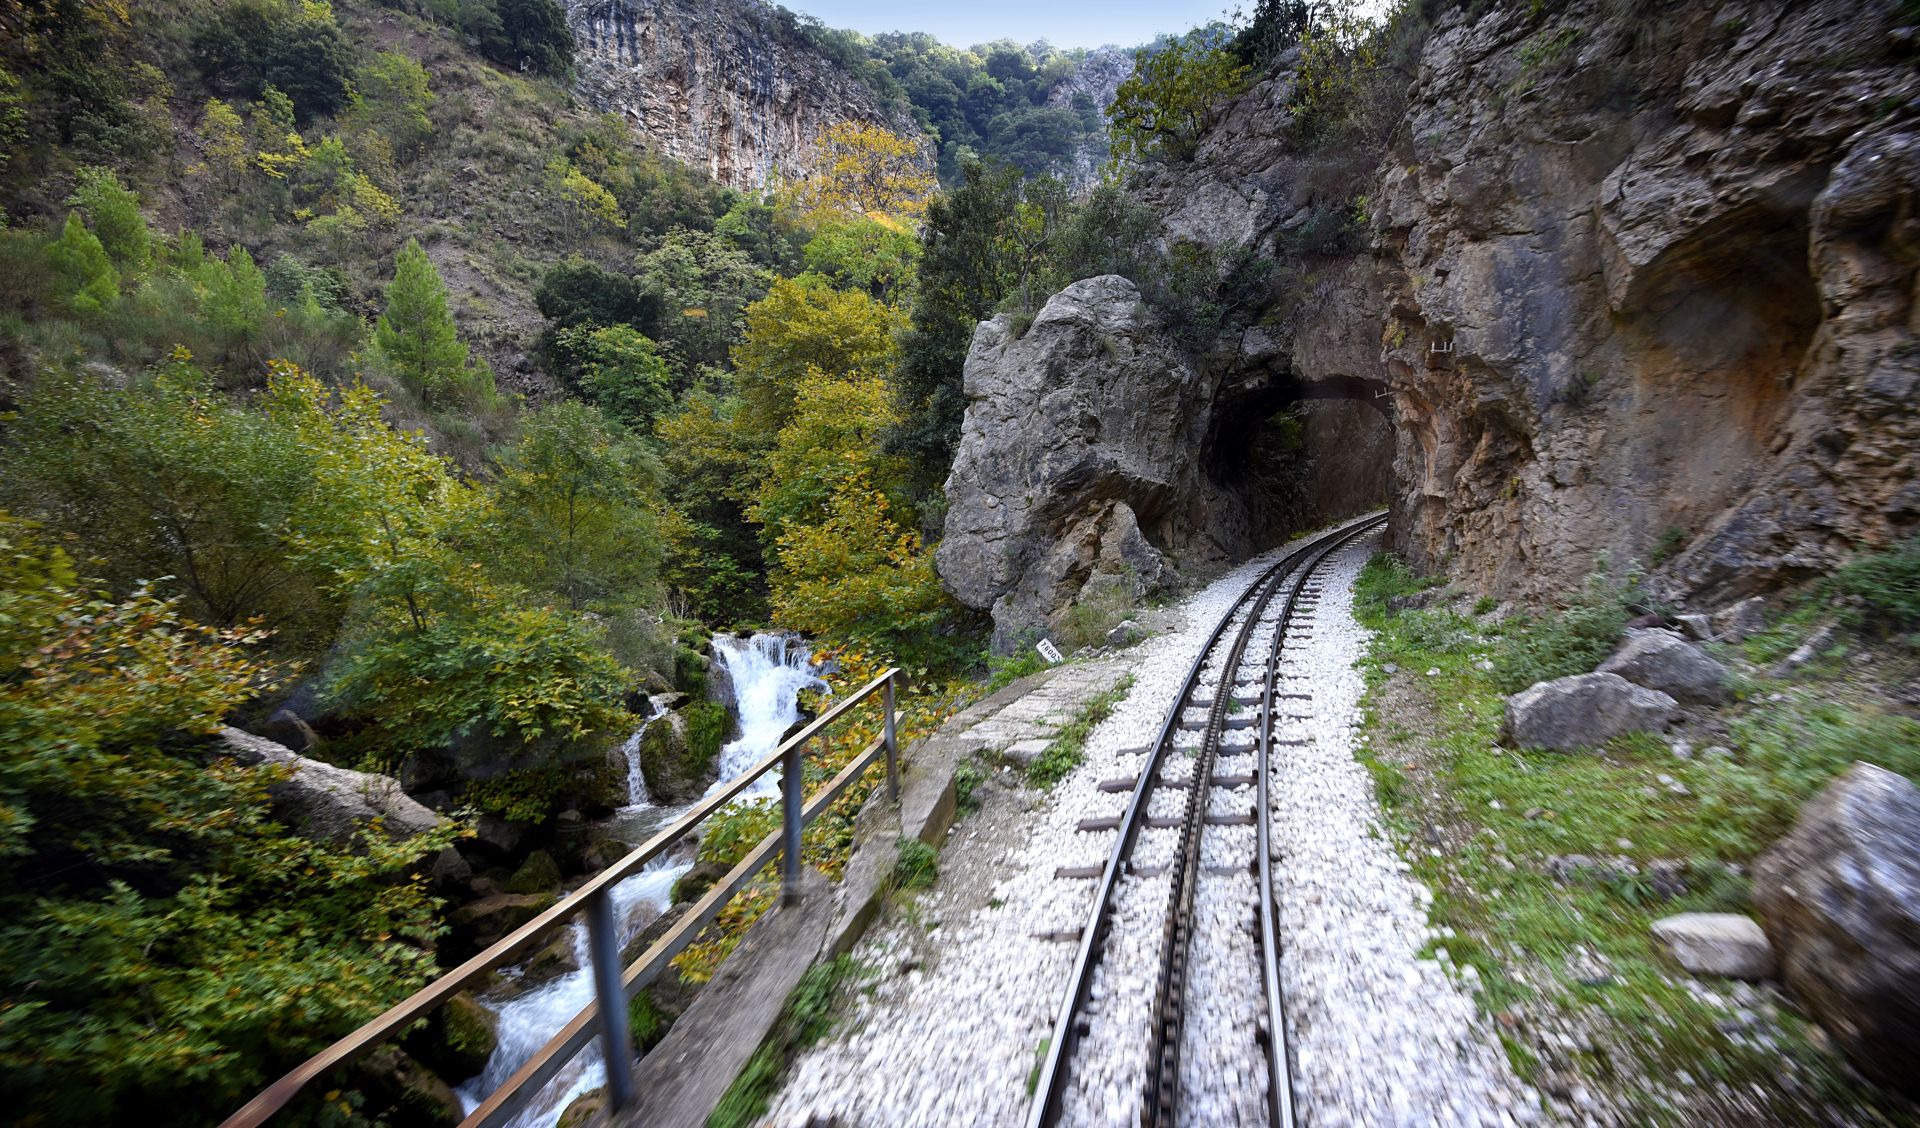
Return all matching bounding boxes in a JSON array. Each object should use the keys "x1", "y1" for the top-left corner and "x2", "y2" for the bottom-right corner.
[
  {"x1": 219, "y1": 728, "x2": 441, "y2": 846},
  {"x1": 1752, "y1": 763, "x2": 1920, "y2": 1096},
  {"x1": 1649, "y1": 913, "x2": 1776, "y2": 980},
  {"x1": 636, "y1": 711, "x2": 702, "y2": 803},
  {"x1": 1502, "y1": 673, "x2": 1675, "y2": 750},
  {"x1": 937, "y1": 276, "x2": 1204, "y2": 652},
  {"x1": 1597, "y1": 629, "x2": 1732, "y2": 705},
  {"x1": 405, "y1": 991, "x2": 498, "y2": 1084}
]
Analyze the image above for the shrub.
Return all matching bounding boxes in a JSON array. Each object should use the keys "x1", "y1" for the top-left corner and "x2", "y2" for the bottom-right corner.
[
  {"x1": 194, "y1": 0, "x2": 355, "y2": 120},
  {"x1": 0, "y1": 512, "x2": 455, "y2": 1124},
  {"x1": 1491, "y1": 570, "x2": 1638, "y2": 693},
  {"x1": 1824, "y1": 536, "x2": 1920, "y2": 632},
  {"x1": 480, "y1": 0, "x2": 576, "y2": 77}
]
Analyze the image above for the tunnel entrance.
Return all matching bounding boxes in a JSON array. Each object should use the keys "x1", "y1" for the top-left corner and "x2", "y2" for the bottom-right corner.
[{"x1": 1203, "y1": 372, "x2": 1394, "y2": 556}]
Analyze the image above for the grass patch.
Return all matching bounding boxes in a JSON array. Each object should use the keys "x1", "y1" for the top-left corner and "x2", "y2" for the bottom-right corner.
[
  {"x1": 1826, "y1": 534, "x2": 1920, "y2": 632},
  {"x1": 627, "y1": 988, "x2": 670, "y2": 1054},
  {"x1": 985, "y1": 646, "x2": 1052, "y2": 693},
  {"x1": 707, "y1": 956, "x2": 862, "y2": 1128},
  {"x1": 952, "y1": 757, "x2": 989, "y2": 818},
  {"x1": 1350, "y1": 551, "x2": 1920, "y2": 1123},
  {"x1": 1489, "y1": 569, "x2": 1640, "y2": 693},
  {"x1": 891, "y1": 838, "x2": 939, "y2": 893},
  {"x1": 1027, "y1": 676, "x2": 1134, "y2": 789}
]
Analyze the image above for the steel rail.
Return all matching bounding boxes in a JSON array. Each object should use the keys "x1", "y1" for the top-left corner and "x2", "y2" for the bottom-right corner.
[
  {"x1": 1146, "y1": 524, "x2": 1300, "y2": 1124},
  {"x1": 223, "y1": 669, "x2": 900, "y2": 1128},
  {"x1": 1250, "y1": 514, "x2": 1386, "y2": 1128},
  {"x1": 1026, "y1": 512, "x2": 1384, "y2": 1128}
]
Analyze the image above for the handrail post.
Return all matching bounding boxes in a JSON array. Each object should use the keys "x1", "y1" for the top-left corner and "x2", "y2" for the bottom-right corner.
[
  {"x1": 781, "y1": 738, "x2": 804, "y2": 904},
  {"x1": 586, "y1": 888, "x2": 637, "y2": 1112},
  {"x1": 882, "y1": 672, "x2": 900, "y2": 803}
]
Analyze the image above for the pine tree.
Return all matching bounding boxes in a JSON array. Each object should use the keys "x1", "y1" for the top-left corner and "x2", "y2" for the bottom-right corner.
[
  {"x1": 45, "y1": 211, "x2": 119, "y2": 316},
  {"x1": 67, "y1": 167, "x2": 150, "y2": 274},
  {"x1": 373, "y1": 238, "x2": 473, "y2": 406}
]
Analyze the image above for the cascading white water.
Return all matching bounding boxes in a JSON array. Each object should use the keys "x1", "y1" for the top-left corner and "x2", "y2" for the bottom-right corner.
[
  {"x1": 707, "y1": 633, "x2": 828, "y2": 798},
  {"x1": 455, "y1": 632, "x2": 825, "y2": 1128},
  {"x1": 617, "y1": 700, "x2": 667, "y2": 808}
]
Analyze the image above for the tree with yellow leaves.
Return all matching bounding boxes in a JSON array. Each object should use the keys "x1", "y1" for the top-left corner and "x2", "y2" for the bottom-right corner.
[
  {"x1": 798, "y1": 120, "x2": 935, "y2": 227},
  {"x1": 198, "y1": 98, "x2": 250, "y2": 190},
  {"x1": 769, "y1": 468, "x2": 947, "y2": 661}
]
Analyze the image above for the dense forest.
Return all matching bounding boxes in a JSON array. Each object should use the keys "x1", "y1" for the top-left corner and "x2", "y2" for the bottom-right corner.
[{"x1": 0, "y1": 0, "x2": 1336, "y2": 1121}]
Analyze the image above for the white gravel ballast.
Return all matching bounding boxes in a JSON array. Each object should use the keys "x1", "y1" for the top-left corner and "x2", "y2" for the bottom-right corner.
[{"x1": 761, "y1": 519, "x2": 1538, "y2": 1127}]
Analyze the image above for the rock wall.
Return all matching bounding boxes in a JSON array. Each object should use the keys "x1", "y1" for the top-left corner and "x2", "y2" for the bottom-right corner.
[
  {"x1": 937, "y1": 277, "x2": 1390, "y2": 649},
  {"x1": 566, "y1": 0, "x2": 928, "y2": 191},
  {"x1": 1371, "y1": 0, "x2": 1920, "y2": 603}
]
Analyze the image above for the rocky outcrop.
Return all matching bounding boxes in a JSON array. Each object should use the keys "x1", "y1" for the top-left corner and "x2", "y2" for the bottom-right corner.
[
  {"x1": 938, "y1": 277, "x2": 1215, "y2": 649},
  {"x1": 1753, "y1": 762, "x2": 1920, "y2": 1097},
  {"x1": 937, "y1": 258, "x2": 1394, "y2": 648},
  {"x1": 1502, "y1": 672, "x2": 1675, "y2": 750},
  {"x1": 219, "y1": 727, "x2": 442, "y2": 845},
  {"x1": 567, "y1": 0, "x2": 929, "y2": 191},
  {"x1": 1369, "y1": 0, "x2": 1920, "y2": 605}
]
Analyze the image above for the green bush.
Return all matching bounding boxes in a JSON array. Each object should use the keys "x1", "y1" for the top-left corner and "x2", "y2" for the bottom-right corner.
[
  {"x1": 1826, "y1": 535, "x2": 1920, "y2": 632},
  {"x1": 1352, "y1": 552, "x2": 1442, "y2": 624},
  {"x1": 0, "y1": 513, "x2": 456, "y2": 1124},
  {"x1": 1490, "y1": 571, "x2": 1638, "y2": 693},
  {"x1": 685, "y1": 699, "x2": 730, "y2": 776}
]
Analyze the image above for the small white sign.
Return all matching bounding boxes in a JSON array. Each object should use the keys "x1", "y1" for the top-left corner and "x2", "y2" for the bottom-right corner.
[{"x1": 1035, "y1": 638, "x2": 1064, "y2": 664}]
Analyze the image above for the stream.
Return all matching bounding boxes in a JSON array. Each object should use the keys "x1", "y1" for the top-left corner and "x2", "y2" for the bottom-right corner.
[{"x1": 455, "y1": 632, "x2": 827, "y2": 1128}]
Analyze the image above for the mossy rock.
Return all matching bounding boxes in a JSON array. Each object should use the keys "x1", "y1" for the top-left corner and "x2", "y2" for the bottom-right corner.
[
  {"x1": 670, "y1": 858, "x2": 730, "y2": 905},
  {"x1": 637, "y1": 711, "x2": 707, "y2": 803},
  {"x1": 406, "y1": 991, "x2": 498, "y2": 1083},
  {"x1": 505, "y1": 849, "x2": 561, "y2": 894},
  {"x1": 353, "y1": 1045, "x2": 462, "y2": 1128},
  {"x1": 557, "y1": 1087, "x2": 607, "y2": 1128}
]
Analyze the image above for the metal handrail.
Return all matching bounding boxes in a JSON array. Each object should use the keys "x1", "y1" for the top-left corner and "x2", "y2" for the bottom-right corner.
[{"x1": 222, "y1": 667, "x2": 902, "y2": 1128}]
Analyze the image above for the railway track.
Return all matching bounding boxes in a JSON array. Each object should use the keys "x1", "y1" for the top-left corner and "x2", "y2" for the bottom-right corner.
[{"x1": 1028, "y1": 513, "x2": 1388, "y2": 1128}]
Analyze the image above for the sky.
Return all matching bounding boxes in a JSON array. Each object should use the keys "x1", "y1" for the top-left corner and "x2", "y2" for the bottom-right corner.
[{"x1": 783, "y1": 0, "x2": 1241, "y2": 51}]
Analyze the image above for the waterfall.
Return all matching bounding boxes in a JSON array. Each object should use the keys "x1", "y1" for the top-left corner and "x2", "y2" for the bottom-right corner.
[
  {"x1": 617, "y1": 700, "x2": 667, "y2": 809},
  {"x1": 455, "y1": 632, "x2": 824, "y2": 1127},
  {"x1": 707, "y1": 632, "x2": 828, "y2": 798}
]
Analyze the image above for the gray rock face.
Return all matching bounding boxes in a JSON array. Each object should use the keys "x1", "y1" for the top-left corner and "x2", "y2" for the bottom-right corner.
[
  {"x1": 1043, "y1": 46, "x2": 1132, "y2": 190},
  {"x1": 1598, "y1": 629, "x2": 1731, "y2": 705},
  {"x1": 1753, "y1": 762, "x2": 1920, "y2": 1096},
  {"x1": 1365, "y1": 0, "x2": 1920, "y2": 604},
  {"x1": 567, "y1": 0, "x2": 929, "y2": 192},
  {"x1": 1650, "y1": 913, "x2": 1777, "y2": 980},
  {"x1": 1502, "y1": 673, "x2": 1676, "y2": 751},
  {"x1": 219, "y1": 727, "x2": 441, "y2": 845},
  {"x1": 938, "y1": 277, "x2": 1210, "y2": 651}
]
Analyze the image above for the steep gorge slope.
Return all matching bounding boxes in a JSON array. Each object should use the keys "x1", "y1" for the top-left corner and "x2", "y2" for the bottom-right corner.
[{"x1": 567, "y1": 0, "x2": 929, "y2": 190}]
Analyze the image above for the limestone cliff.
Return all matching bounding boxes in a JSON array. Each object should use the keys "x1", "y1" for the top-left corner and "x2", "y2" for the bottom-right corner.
[
  {"x1": 566, "y1": 0, "x2": 928, "y2": 191},
  {"x1": 1046, "y1": 46, "x2": 1134, "y2": 190},
  {"x1": 1372, "y1": 0, "x2": 1920, "y2": 604}
]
